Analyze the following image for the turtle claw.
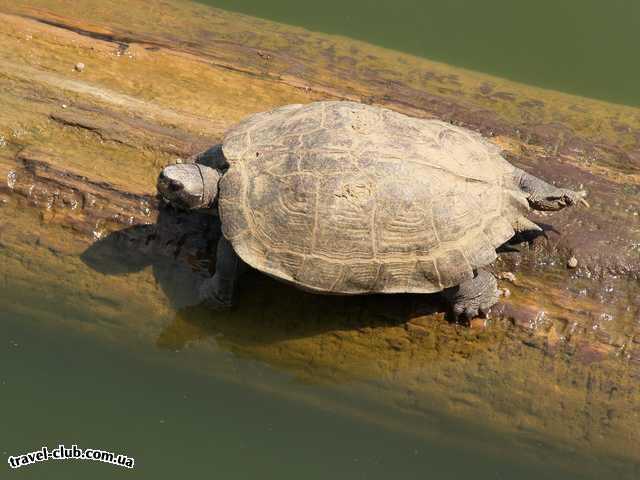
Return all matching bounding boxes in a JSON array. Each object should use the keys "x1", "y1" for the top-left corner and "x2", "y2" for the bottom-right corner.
[
  {"x1": 563, "y1": 189, "x2": 589, "y2": 208},
  {"x1": 445, "y1": 270, "x2": 499, "y2": 322},
  {"x1": 201, "y1": 295, "x2": 233, "y2": 311},
  {"x1": 463, "y1": 304, "x2": 492, "y2": 321},
  {"x1": 198, "y1": 278, "x2": 233, "y2": 311},
  {"x1": 464, "y1": 307, "x2": 479, "y2": 320},
  {"x1": 577, "y1": 192, "x2": 590, "y2": 208}
]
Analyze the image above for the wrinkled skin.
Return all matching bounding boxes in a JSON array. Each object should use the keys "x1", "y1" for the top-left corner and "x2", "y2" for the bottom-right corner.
[
  {"x1": 515, "y1": 168, "x2": 589, "y2": 211},
  {"x1": 443, "y1": 269, "x2": 499, "y2": 320}
]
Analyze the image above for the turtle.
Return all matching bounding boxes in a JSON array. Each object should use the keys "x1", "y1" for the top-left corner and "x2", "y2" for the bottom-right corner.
[{"x1": 157, "y1": 101, "x2": 588, "y2": 319}]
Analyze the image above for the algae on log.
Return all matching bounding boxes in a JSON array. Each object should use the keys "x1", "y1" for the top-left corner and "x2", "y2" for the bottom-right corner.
[{"x1": 0, "y1": 0, "x2": 639, "y2": 473}]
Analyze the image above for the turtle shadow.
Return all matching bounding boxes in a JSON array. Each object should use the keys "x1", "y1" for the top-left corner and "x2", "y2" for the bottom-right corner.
[
  {"x1": 497, "y1": 220, "x2": 551, "y2": 253},
  {"x1": 80, "y1": 198, "x2": 548, "y2": 355},
  {"x1": 153, "y1": 275, "x2": 450, "y2": 387},
  {"x1": 81, "y1": 203, "x2": 219, "y2": 310},
  {"x1": 80, "y1": 202, "x2": 448, "y2": 352},
  {"x1": 81, "y1": 144, "x2": 230, "y2": 308},
  {"x1": 155, "y1": 274, "x2": 447, "y2": 352}
]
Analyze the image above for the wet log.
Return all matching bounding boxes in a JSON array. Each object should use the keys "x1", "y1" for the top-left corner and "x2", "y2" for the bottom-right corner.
[{"x1": 0, "y1": 1, "x2": 639, "y2": 472}]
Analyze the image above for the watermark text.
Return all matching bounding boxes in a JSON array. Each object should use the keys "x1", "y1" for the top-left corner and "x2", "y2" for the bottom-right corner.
[{"x1": 7, "y1": 444, "x2": 134, "y2": 469}]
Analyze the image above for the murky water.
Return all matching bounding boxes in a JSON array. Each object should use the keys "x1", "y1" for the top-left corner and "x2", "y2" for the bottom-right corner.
[
  {"x1": 2, "y1": 0, "x2": 640, "y2": 478},
  {"x1": 0, "y1": 298, "x2": 629, "y2": 479},
  {"x1": 196, "y1": 0, "x2": 640, "y2": 107}
]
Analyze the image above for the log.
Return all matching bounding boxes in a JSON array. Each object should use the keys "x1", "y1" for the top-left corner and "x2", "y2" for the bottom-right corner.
[{"x1": 0, "y1": 1, "x2": 639, "y2": 471}]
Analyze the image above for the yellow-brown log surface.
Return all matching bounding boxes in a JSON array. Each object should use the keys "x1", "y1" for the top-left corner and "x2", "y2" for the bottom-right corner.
[{"x1": 0, "y1": 0, "x2": 639, "y2": 473}]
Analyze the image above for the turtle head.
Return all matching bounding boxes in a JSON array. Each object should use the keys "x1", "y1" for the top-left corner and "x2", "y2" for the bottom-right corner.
[{"x1": 157, "y1": 163, "x2": 220, "y2": 210}]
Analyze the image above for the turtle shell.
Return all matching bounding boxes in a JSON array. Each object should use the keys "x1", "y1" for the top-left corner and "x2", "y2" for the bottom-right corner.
[{"x1": 218, "y1": 101, "x2": 524, "y2": 294}]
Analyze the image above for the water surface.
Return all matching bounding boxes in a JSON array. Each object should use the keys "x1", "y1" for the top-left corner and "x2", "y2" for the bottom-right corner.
[
  {"x1": 196, "y1": 0, "x2": 640, "y2": 107},
  {"x1": 1, "y1": 307, "x2": 626, "y2": 479},
  {"x1": 2, "y1": 1, "x2": 640, "y2": 478}
]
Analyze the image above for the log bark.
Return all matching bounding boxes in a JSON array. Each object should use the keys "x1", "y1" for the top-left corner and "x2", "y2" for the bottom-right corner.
[{"x1": 0, "y1": 1, "x2": 639, "y2": 470}]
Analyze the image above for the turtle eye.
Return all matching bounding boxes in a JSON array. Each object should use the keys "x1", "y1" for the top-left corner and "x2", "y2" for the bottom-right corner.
[{"x1": 168, "y1": 179, "x2": 183, "y2": 192}]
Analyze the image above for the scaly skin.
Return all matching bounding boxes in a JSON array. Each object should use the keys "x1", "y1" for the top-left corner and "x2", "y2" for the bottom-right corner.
[
  {"x1": 443, "y1": 269, "x2": 499, "y2": 320},
  {"x1": 198, "y1": 236, "x2": 244, "y2": 309},
  {"x1": 513, "y1": 168, "x2": 589, "y2": 211}
]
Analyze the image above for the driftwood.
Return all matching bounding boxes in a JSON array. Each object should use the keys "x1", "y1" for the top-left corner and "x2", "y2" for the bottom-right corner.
[{"x1": 0, "y1": 1, "x2": 639, "y2": 473}]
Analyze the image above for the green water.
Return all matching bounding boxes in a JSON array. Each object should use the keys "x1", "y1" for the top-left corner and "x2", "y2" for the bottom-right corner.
[
  {"x1": 196, "y1": 0, "x2": 640, "y2": 107},
  {"x1": 0, "y1": 306, "x2": 629, "y2": 480},
  {"x1": 2, "y1": 1, "x2": 640, "y2": 478}
]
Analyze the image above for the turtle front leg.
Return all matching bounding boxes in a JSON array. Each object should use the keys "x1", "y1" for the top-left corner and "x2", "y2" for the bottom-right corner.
[
  {"x1": 514, "y1": 168, "x2": 588, "y2": 211},
  {"x1": 443, "y1": 269, "x2": 499, "y2": 320},
  {"x1": 199, "y1": 236, "x2": 245, "y2": 309}
]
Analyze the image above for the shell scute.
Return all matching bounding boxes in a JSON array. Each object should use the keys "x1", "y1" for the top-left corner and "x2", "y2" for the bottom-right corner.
[
  {"x1": 374, "y1": 178, "x2": 439, "y2": 256},
  {"x1": 220, "y1": 101, "x2": 520, "y2": 293},
  {"x1": 434, "y1": 249, "x2": 475, "y2": 286},
  {"x1": 249, "y1": 172, "x2": 316, "y2": 254},
  {"x1": 408, "y1": 259, "x2": 442, "y2": 293},
  {"x1": 296, "y1": 256, "x2": 343, "y2": 292},
  {"x1": 314, "y1": 174, "x2": 376, "y2": 260}
]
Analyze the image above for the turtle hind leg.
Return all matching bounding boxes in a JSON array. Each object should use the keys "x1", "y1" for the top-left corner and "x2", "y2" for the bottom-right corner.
[
  {"x1": 198, "y1": 236, "x2": 245, "y2": 310},
  {"x1": 443, "y1": 269, "x2": 499, "y2": 320}
]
